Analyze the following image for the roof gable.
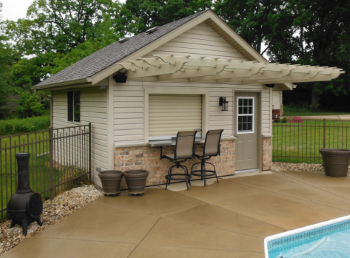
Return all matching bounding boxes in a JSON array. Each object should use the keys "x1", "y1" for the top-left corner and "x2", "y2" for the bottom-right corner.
[
  {"x1": 33, "y1": 10, "x2": 293, "y2": 90},
  {"x1": 143, "y1": 22, "x2": 246, "y2": 60}
]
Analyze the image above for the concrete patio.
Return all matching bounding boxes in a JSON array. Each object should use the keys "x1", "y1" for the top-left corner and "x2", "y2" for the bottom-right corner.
[{"x1": 3, "y1": 170, "x2": 350, "y2": 258}]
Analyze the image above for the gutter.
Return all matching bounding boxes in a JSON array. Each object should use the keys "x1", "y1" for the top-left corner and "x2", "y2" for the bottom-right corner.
[{"x1": 31, "y1": 78, "x2": 92, "y2": 91}]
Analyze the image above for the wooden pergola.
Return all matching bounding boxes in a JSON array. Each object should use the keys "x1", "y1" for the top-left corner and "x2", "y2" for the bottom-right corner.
[{"x1": 113, "y1": 55, "x2": 344, "y2": 84}]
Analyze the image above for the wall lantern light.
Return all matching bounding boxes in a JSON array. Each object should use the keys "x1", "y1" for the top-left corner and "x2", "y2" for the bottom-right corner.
[
  {"x1": 265, "y1": 84, "x2": 275, "y2": 88},
  {"x1": 219, "y1": 97, "x2": 229, "y2": 111},
  {"x1": 113, "y1": 72, "x2": 127, "y2": 83}
]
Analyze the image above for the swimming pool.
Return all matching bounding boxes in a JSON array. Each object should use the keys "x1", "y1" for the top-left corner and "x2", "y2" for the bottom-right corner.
[{"x1": 264, "y1": 215, "x2": 350, "y2": 257}]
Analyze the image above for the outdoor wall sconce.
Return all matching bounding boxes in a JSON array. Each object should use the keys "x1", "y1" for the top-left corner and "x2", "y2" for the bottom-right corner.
[
  {"x1": 113, "y1": 72, "x2": 127, "y2": 83},
  {"x1": 265, "y1": 84, "x2": 275, "y2": 88},
  {"x1": 219, "y1": 97, "x2": 228, "y2": 111}
]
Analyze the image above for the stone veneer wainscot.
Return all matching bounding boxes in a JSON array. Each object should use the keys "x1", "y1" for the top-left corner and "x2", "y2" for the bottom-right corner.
[{"x1": 114, "y1": 137, "x2": 235, "y2": 189}]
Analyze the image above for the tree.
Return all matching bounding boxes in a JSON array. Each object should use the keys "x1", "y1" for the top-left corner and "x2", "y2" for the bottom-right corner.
[
  {"x1": 214, "y1": 0, "x2": 291, "y2": 55},
  {"x1": 267, "y1": 0, "x2": 350, "y2": 109},
  {"x1": 5, "y1": 0, "x2": 133, "y2": 88},
  {"x1": 0, "y1": 1, "x2": 16, "y2": 117},
  {"x1": 125, "y1": 0, "x2": 212, "y2": 33}
]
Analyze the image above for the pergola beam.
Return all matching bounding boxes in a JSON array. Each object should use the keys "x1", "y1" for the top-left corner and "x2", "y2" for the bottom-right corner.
[{"x1": 112, "y1": 55, "x2": 344, "y2": 84}]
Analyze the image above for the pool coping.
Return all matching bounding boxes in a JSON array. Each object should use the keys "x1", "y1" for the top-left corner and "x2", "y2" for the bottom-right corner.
[{"x1": 264, "y1": 214, "x2": 350, "y2": 257}]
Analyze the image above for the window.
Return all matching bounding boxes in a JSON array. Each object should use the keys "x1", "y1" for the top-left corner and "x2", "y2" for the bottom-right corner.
[
  {"x1": 237, "y1": 97, "x2": 254, "y2": 134},
  {"x1": 67, "y1": 91, "x2": 80, "y2": 122}
]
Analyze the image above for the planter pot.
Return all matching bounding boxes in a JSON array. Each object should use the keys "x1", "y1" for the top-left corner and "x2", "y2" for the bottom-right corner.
[
  {"x1": 98, "y1": 170, "x2": 123, "y2": 195},
  {"x1": 124, "y1": 170, "x2": 149, "y2": 195},
  {"x1": 320, "y1": 149, "x2": 350, "y2": 177}
]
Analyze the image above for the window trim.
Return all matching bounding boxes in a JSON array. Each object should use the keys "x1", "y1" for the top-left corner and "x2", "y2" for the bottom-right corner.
[
  {"x1": 237, "y1": 97, "x2": 254, "y2": 135},
  {"x1": 67, "y1": 90, "x2": 81, "y2": 123}
]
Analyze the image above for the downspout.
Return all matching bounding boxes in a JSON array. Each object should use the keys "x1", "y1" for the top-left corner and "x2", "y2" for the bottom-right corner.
[{"x1": 33, "y1": 90, "x2": 53, "y2": 128}]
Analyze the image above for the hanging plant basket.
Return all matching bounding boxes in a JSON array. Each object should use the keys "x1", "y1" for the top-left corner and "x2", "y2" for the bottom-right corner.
[
  {"x1": 320, "y1": 149, "x2": 350, "y2": 177},
  {"x1": 124, "y1": 170, "x2": 149, "y2": 196}
]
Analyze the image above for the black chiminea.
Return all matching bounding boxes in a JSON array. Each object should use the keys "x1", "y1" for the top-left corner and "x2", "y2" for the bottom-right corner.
[{"x1": 7, "y1": 153, "x2": 43, "y2": 235}]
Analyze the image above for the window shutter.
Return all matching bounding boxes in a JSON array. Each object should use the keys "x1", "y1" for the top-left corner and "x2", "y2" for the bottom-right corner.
[{"x1": 149, "y1": 94, "x2": 202, "y2": 140}]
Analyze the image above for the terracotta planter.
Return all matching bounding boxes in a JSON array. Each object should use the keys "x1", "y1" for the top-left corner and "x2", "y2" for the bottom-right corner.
[
  {"x1": 98, "y1": 170, "x2": 123, "y2": 195},
  {"x1": 320, "y1": 149, "x2": 350, "y2": 177},
  {"x1": 124, "y1": 170, "x2": 149, "y2": 195}
]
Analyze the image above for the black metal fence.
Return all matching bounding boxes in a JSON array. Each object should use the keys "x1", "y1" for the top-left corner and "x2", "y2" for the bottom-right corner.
[
  {"x1": 273, "y1": 119, "x2": 350, "y2": 164},
  {"x1": 0, "y1": 124, "x2": 91, "y2": 219}
]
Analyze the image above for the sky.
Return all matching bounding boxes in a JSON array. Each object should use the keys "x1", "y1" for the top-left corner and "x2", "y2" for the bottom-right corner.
[
  {"x1": 1, "y1": 0, "x2": 33, "y2": 21},
  {"x1": 1, "y1": 0, "x2": 126, "y2": 21}
]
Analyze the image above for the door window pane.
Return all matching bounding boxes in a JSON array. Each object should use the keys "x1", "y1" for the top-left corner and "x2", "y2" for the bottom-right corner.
[{"x1": 237, "y1": 97, "x2": 254, "y2": 133}]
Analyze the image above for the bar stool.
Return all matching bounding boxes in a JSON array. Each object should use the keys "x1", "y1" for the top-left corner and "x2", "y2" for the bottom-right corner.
[
  {"x1": 191, "y1": 129, "x2": 224, "y2": 187},
  {"x1": 161, "y1": 131, "x2": 197, "y2": 190}
]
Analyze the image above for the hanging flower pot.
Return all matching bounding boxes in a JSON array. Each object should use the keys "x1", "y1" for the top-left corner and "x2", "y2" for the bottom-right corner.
[
  {"x1": 124, "y1": 170, "x2": 149, "y2": 196},
  {"x1": 320, "y1": 149, "x2": 350, "y2": 177},
  {"x1": 98, "y1": 170, "x2": 124, "y2": 196}
]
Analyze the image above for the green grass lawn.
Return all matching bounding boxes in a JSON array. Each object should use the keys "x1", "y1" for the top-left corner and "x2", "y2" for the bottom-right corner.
[
  {"x1": 283, "y1": 105, "x2": 349, "y2": 117},
  {"x1": 273, "y1": 120, "x2": 350, "y2": 164}
]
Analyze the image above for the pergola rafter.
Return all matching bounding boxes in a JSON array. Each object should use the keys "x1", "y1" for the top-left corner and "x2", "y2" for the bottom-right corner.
[{"x1": 113, "y1": 55, "x2": 344, "y2": 84}]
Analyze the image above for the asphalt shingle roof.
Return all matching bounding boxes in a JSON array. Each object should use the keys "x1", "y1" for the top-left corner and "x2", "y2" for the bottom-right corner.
[{"x1": 36, "y1": 10, "x2": 209, "y2": 87}]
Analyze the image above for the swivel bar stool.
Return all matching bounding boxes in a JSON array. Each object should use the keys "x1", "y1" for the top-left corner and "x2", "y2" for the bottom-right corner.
[
  {"x1": 191, "y1": 129, "x2": 224, "y2": 187},
  {"x1": 161, "y1": 131, "x2": 197, "y2": 190}
]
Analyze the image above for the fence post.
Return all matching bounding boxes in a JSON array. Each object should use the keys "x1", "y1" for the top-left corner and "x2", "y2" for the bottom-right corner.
[
  {"x1": 89, "y1": 123, "x2": 92, "y2": 183},
  {"x1": 323, "y1": 119, "x2": 326, "y2": 149},
  {"x1": 49, "y1": 127, "x2": 54, "y2": 200}
]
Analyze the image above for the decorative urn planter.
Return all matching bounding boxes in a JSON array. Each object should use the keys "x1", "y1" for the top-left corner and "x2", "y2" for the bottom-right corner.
[
  {"x1": 319, "y1": 149, "x2": 350, "y2": 177},
  {"x1": 98, "y1": 170, "x2": 123, "y2": 196},
  {"x1": 124, "y1": 170, "x2": 149, "y2": 195}
]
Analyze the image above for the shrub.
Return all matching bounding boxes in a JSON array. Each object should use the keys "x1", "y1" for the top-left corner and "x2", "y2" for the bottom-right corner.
[
  {"x1": 12, "y1": 90, "x2": 45, "y2": 119},
  {"x1": 281, "y1": 117, "x2": 288, "y2": 123},
  {"x1": 0, "y1": 115, "x2": 50, "y2": 136}
]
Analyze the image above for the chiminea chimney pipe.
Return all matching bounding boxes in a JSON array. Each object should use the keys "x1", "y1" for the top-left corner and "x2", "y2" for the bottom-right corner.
[{"x1": 15, "y1": 153, "x2": 32, "y2": 194}]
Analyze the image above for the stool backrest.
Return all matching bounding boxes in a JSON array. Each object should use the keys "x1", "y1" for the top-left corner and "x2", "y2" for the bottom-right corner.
[
  {"x1": 203, "y1": 129, "x2": 224, "y2": 156},
  {"x1": 175, "y1": 131, "x2": 197, "y2": 159}
]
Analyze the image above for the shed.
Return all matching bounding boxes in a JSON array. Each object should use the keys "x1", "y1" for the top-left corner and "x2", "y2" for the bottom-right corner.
[{"x1": 32, "y1": 10, "x2": 343, "y2": 187}]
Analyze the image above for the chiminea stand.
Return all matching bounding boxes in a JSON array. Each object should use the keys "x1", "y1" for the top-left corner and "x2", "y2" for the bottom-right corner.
[{"x1": 7, "y1": 153, "x2": 43, "y2": 235}]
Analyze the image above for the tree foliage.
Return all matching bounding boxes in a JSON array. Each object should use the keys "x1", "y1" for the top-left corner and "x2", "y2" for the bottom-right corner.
[
  {"x1": 6, "y1": 0, "x2": 134, "y2": 88},
  {"x1": 125, "y1": 0, "x2": 212, "y2": 33},
  {"x1": 267, "y1": 0, "x2": 350, "y2": 109},
  {"x1": 0, "y1": 1, "x2": 15, "y2": 116}
]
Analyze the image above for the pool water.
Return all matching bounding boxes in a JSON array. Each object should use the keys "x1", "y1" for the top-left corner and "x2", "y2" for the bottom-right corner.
[{"x1": 267, "y1": 219, "x2": 350, "y2": 258}]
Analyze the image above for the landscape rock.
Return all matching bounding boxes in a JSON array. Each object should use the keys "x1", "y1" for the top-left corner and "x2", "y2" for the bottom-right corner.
[{"x1": 0, "y1": 185, "x2": 102, "y2": 256}]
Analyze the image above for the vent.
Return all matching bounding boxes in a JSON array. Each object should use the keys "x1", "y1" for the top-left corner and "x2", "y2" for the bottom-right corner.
[
  {"x1": 119, "y1": 38, "x2": 129, "y2": 43},
  {"x1": 146, "y1": 27, "x2": 158, "y2": 34}
]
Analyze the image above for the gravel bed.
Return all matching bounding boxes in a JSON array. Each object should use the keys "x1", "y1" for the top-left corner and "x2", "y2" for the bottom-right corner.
[
  {"x1": 272, "y1": 162, "x2": 325, "y2": 172},
  {"x1": 0, "y1": 185, "x2": 103, "y2": 256}
]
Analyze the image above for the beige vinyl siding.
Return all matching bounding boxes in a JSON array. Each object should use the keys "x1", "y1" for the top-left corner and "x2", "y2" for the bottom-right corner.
[
  {"x1": 144, "y1": 22, "x2": 246, "y2": 60},
  {"x1": 113, "y1": 80, "x2": 271, "y2": 144},
  {"x1": 148, "y1": 94, "x2": 202, "y2": 139},
  {"x1": 113, "y1": 81, "x2": 144, "y2": 143},
  {"x1": 52, "y1": 87, "x2": 108, "y2": 185},
  {"x1": 272, "y1": 91, "x2": 282, "y2": 109}
]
